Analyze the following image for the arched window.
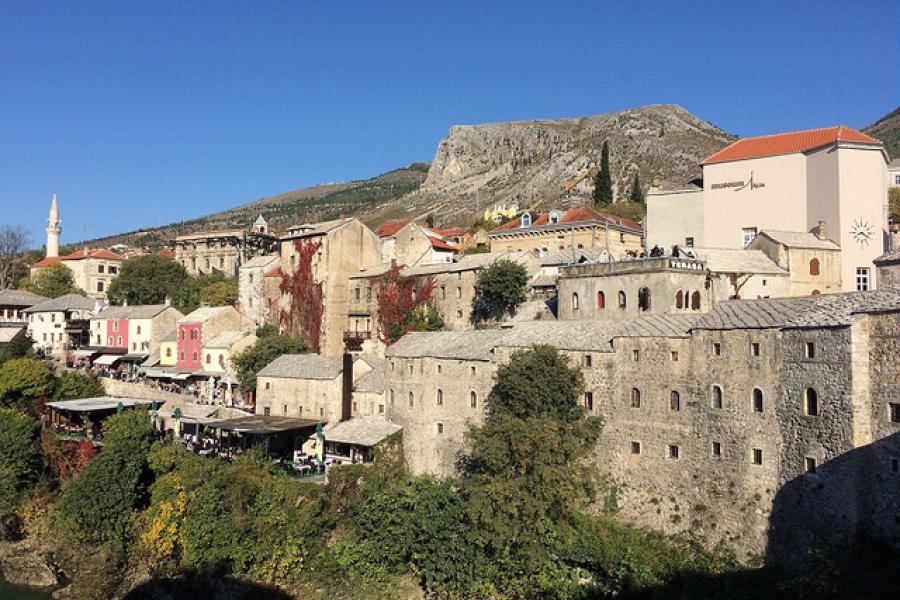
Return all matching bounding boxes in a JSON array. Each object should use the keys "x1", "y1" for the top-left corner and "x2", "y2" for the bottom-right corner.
[
  {"x1": 805, "y1": 388, "x2": 818, "y2": 416},
  {"x1": 191, "y1": 351, "x2": 198, "y2": 361},
  {"x1": 691, "y1": 291, "x2": 701, "y2": 311},
  {"x1": 408, "y1": 391, "x2": 414, "y2": 407},
  {"x1": 205, "y1": 354, "x2": 211, "y2": 364},
  {"x1": 436, "y1": 389, "x2": 444, "y2": 405},
  {"x1": 165, "y1": 348, "x2": 172, "y2": 358},
  {"x1": 218, "y1": 354, "x2": 225, "y2": 365},
  {"x1": 809, "y1": 258, "x2": 820, "y2": 276},
  {"x1": 618, "y1": 291, "x2": 627, "y2": 309},
  {"x1": 470, "y1": 391, "x2": 477, "y2": 408},
  {"x1": 572, "y1": 293, "x2": 580, "y2": 310},
  {"x1": 753, "y1": 388, "x2": 764, "y2": 412},
  {"x1": 676, "y1": 290, "x2": 683, "y2": 309},
  {"x1": 630, "y1": 388, "x2": 641, "y2": 408},
  {"x1": 670, "y1": 390, "x2": 680, "y2": 411},
  {"x1": 638, "y1": 287, "x2": 651, "y2": 312},
  {"x1": 711, "y1": 385, "x2": 723, "y2": 409},
  {"x1": 597, "y1": 291, "x2": 606, "y2": 309},
  {"x1": 811, "y1": 289, "x2": 821, "y2": 296},
  {"x1": 521, "y1": 213, "x2": 532, "y2": 227}
]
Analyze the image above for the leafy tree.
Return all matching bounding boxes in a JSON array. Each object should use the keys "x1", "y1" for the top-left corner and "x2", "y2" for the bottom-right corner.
[
  {"x1": 199, "y1": 279, "x2": 238, "y2": 307},
  {"x1": 370, "y1": 263, "x2": 437, "y2": 345},
  {"x1": 0, "y1": 225, "x2": 30, "y2": 290},
  {"x1": 52, "y1": 370, "x2": 105, "y2": 401},
  {"x1": 461, "y1": 346, "x2": 602, "y2": 598},
  {"x1": 107, "y1": 254, "x2": 188, "y2": 307},
  {"x1": 470, "y1": 258, "x2": 528, "y2": 326},
  {"x1": 0, "y1": 330, "x2": 35, "y2": 365},
  {"x1": 425, "y1": 213, "x2": 435, "y2": 228},
  {"x1": 890, "y1": 187, "x2": 900, "y2": 223},
  {"x1": 53, "y1": 408, "x2": 155, "y2": 551},
  {"x1": 630, "y1": 172, "x2": 645, "y2": 204},
  {"x1": 255, "y1": 323, "x2": 279, "y2": 338},
  {"x1": 26, "y1": 263, "x2": 81, "y2": 298},
  {"x1": 0, "y1": 358, "x2": 56, "y2": 411},
  {"x1": 231, "y1": 334, "x2": 309, "y2": 395},
  {"x1": 593, "y1": 140, "x2": 613, "y2": 206},
  {"x1": 0, "y1": 408, "x2": 43, "y2": 536},
  {"x1": 600, "y1": 200, "x2": 647, "y2": 222},
  {"x1": 170, "y1": 273, "x2": 230, "y2": 315}
]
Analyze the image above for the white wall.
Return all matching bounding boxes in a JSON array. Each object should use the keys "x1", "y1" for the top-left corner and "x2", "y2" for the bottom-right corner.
[{"x1": 646, "y1": 190, "x2": 705, "y2": 249}]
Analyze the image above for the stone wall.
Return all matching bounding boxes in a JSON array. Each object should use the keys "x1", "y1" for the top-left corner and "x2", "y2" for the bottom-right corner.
[{"x1": 103, "y1": 378, "x2": 185, "y2": 403}]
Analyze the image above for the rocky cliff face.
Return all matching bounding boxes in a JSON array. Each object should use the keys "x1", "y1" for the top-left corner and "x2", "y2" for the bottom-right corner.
[{"x1": 363, "y1": 104, "x2": 734, "y2": 226}]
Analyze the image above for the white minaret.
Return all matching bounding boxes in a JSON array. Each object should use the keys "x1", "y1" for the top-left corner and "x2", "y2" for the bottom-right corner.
[{"x1": 46, "y1": 194, "x2": 61, "y2": 258}]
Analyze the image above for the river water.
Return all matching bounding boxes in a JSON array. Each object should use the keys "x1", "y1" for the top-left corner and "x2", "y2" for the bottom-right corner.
[{"x1": 0, "y1": 572, "x2": 53, "y2": 599}]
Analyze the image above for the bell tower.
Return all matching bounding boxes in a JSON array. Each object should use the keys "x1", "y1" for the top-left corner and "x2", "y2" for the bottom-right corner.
[{"x1": 46, "y1": 194, "x2": 61, "y2": 258}]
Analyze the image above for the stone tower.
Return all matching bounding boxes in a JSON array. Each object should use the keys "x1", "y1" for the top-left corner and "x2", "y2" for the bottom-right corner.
[{"x1": 46, "y1": 194, "x2": 61, "y2": 258}]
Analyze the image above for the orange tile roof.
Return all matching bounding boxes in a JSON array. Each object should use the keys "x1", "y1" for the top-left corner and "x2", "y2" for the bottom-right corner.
[
  {"x1": 702, "y1": 125, "x2": 881, "y2": 165},
  {"x1": 429, "y1": 237, "x2": 458, "y2": 251},
  {"x1": 31, "y1": 256, "x2": 62, "y2": 268},
  {"x1": 158, "y1": 248, "x2": 176, "y2": 259},
  {"x1": 59, "y1": 248, "x2": 126, "y2": 261},
  {"x1": 493, "y1": 207, "x2": 642, "y2": 233},
  {"x1": 376, "y1": 220, "x2": 410, "y2": 238},
  {"x1": 265, "y1": 265, "x2": 284, "y2": 278}
]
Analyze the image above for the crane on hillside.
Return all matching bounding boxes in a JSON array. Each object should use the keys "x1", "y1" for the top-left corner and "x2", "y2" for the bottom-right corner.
[{"x1": 563, "y1": 162, "x2": 598, "y2": 194}]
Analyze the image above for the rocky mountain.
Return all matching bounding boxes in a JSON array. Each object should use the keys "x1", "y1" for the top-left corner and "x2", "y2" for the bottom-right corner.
[
  {"x1": 358, "y1": 104, "x2": 735, "y2": 227},
  {"x1": 863, "y1": 106, "x2": 900, "y2": 160}
]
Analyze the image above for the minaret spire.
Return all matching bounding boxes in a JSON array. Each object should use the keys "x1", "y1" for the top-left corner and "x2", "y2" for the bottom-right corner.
[{"x1": 46, "y1": 193, "x2": 61, "y2": 258}]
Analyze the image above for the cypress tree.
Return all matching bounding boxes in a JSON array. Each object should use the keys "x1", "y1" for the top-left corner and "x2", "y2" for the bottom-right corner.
[
  {"x1": 593, "y1": 141, "x2": 613, "y2": 206},
  {"x1": 629, "y1": 173, "x2": 645, "y2": 204}
]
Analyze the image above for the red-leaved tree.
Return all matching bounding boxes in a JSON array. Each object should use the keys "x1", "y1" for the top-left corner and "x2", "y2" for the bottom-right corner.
[
  {"x1": 279, "y1": 238, "x2": 324, "y2": 352},
  {"x1": 370, "y1": 263, "x2": 437, "y2": 345}
]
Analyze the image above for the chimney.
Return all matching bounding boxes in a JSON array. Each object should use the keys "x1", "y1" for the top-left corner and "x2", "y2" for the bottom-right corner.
[
  {"x1": 123, "y1": 298, "x2": 128, "y2": 307},
  {"x1": 341, "y1": 351, "x2": 353, "y2": 422},
  {"x1": 164, "y1": 295, "x2": 171, "y2": 307},
  {"x1": 817, "y1": 220, "x2": 827, "y2": 240},
  {"x1": 652, "y1": 176, "x2": 661, "y2": 188}
]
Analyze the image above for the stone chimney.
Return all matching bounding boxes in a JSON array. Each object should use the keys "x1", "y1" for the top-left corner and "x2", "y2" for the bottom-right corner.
[
  {"x1": 164, "y1": 295, "x2": 171, "y2": 307},
  {"x1": 817, "y1": 220, "x2": 827, "y2": 240}
]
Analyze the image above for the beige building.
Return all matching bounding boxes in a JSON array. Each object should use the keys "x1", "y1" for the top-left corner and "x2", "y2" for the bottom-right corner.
[
  {"x1": 874, "y1": 249, "x2": 900, "y2": 287},
  {"x1": 748, "y1": 230, "x2": 842, "y2": 295},
  {"x1": 238, "y1": 254, "x2": 279, "y2": 325},
  {"x1": 24, "y1": 293, "x2": 96, "y2": 353},
  {"x1": 278, "y1": 218, "x2": 382, "y2": 356},
  {"x1": 90, "y1": 304, "x2": 183, "y2": 356},
  {"x1": 376, "y1": 220, "x2": 460, "y2": 266},
  {"x1": 488, "y1": 207, "x2": 643, "y2": 258},
  {"x1": 385, "y1": 289, "x2": 900, "y2": 564},
  {"x1": 647, "y1": 126, "x2": 889, "y2": 291},
  {"x1": 200, "y1": 330, "x2": 256, "y2": 379},
  {"x1": 174, "y1": 217, "x2": 277, "y2": 277},
  {"x1": 31, "y1": 249, "x2": 125, "y2": 299},
  {"x1": 0, "y1": 290, "x2": 48, "y2": 324}
]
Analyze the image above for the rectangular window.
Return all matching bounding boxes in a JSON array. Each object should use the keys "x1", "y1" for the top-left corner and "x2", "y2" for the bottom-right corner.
[
  {"x1": 630, "y1": 441, "x2": 641, "y2": 455},
  {"x1": 856, "y1": 267, "x2": 870, "y2": 291},
  {"x1": 711, "y1": 442, "x2": 722, "y2": 458},
  {"x1": 109, "y1": 266, "x2": 117, "y2": 274},
  {"x1": 667, "y1": 444, "x2": 680, "y2": 460},
  {"x1": 632, "y1": 349, "x2": 640, "y2": 362},
  {"x1": 890, "y1": 403, "x2": 900, "y2": 423},
  {"x1": 805, "y1": 457, "x2": 817, "y2": 474},
  {"x1": 282, "y1": 404, "x2": 288, "y2": 415},
  {"x1": 685, "y1": 237, "x2": 694, "y2": 248},
  {"x1": 436, "y1": 422, "x2": 444, "y2": 434},
  {"x1": 584, "y1": 392, "x2": 593, "y2": 410},
  {"x1": 741, "y1": 227, "x2": 758, "y2": 248},
  {"x1": 263, "y1": 407, "x2": 270, "y2": 416},
  {"x1": 804, "y1": 342, "x2": 816, "y2": 359},
  {"x1": 671, "y1": 351, "x2": 679, "y2": 361},
  {"x1": 265, "y1": 382, "x2": 270, "y2": 390},
  {"x1": 752, "y1": 448, "x2": 763, "y2": 465},
  {"x1": 98, "y1": 264, "x2": 105, "y2": 273},
  {"x1": 470, "y1": 366, "x2": 476, "y2": 376},
  {"x1": 712, "y1": 342, "x2": 721, "y2": 356},
  {"x1": 891, "y1": 458, "x2": 899, "y2": 473},
  {"x1": 583, "y1": 354, "x2": 592, "y2": 368},
  {"x1": 355, "y1": 288, "x2": 360, "y2": 301},
  {"x1": 378, "y1": 404, "x2": 384, "y2": 414},
  {"x1": 750, "y1": 342, "x2": 760, "y2": 357},
  {"x1": 97, "y1": 281, "x2": 104, "y2": 292}
]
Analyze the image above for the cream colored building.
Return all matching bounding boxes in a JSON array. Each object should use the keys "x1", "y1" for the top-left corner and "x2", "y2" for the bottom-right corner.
[
  {"x1": 376, "y1": 220, "x2": 460, "y2": 266},
  {"x1": 748, "y1": 230, "x2": 841, "y2": 296},
  {"x1": 278, "y1": 218, "x2": 383, "y2": 356},
  {"x1": 647, "y1": 126, "x2": 889, "y2": 291},
  {"x1": 24, "y1": 294, "x2": 96, "y2": 353},
  {"x1": 31, "y1": 249, "x2": 125, "y2": 300},
  {"x1": 174, "y1": 220, "x2": 277, "y2": 277},
  {"x1": 238, "y1": 254, "x2": 279, "y2": 325},
  {"x1": 488, "y1": 207, "x2": 643, "y2": 258},
  {"x1": 200, "y1": 330, "x2": 256, "y2": 379},
  {"x1": 90, "y1": 304, "x2": 183, "y2": 356}
]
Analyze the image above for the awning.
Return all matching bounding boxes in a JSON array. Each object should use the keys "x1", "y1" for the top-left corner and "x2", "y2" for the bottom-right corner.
[
  {"x1": 172, "y1": 372, "x2": 192, "y2": 381},
  {"x1": 93, "y1": 354, "x2": 121, "y2": 366},
  {"x1": 46, "y1": 396, "x2": 159, "y2": 412},
  {"x1": 70, "y1": 349, "x2": 98, "y2": 358},
  {"x1": 142, "y1": 353, "x2": 160, "y2": 367},
  {"x1": 120, "y1": 353, "x2": 149, "y2": 362}
]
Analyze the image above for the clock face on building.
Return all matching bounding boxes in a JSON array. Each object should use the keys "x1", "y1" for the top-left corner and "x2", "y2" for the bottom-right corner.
[{"x1": 850, "y1": 217, "x2": 873, "y2": 247}]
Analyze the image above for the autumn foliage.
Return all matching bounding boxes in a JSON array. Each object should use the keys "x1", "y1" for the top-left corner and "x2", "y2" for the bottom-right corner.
[
  {"x1": 279, "y1": 238, "x2": 324, "y2": 352},
  {"x1": 370, "y1": 263, "x2": 438, "y2": 345}
]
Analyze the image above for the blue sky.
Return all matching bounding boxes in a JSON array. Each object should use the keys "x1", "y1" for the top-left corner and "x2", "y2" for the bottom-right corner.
[{"x1": 2, "y1": 1, "x2": 897, "y2": 248}]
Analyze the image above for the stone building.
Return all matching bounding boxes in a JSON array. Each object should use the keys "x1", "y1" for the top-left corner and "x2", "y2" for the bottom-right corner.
[
  {"x1": 375, "y1": 220, "x2": 460, "y2": 266},
  {"x1": 383, "y1": 289, "x2": 900, "y2": 563},
  {"x1": 647, "y1": 125, "x2": 889, "y2": 291},
  {"x1": 174, "y1": 220, "x2": 277, "y2": 277},
  {"x1": 278, "y1": 218, "x2": 382, "y2": 356},
  {"x1": 0, "y1": 289, "x2": 47, "y2": 324},
  {"x1": 237, "y1": 254, "x2": 279, "y2": 325},
  {"x1": 748, "y1": 230, "x2": 842, "y2": 295},
  {"x1": 488, "y1": 207, "x2": 643, "y2": 259},
  {"x1": 175, "y1": 306, "x2": 249, "y2": 372},
  {"x1": 24, "y1": 293, "x2": 96, "y2": 353},
  {"x1": 874, "y1": 249, "x2": 900, "y2": 287},
  {"x1": 557, "y1": 248, "x2": 789, "y2": 323},
  {"x1": 31, "y1": 249, "x2": 125, "y2": 299}
]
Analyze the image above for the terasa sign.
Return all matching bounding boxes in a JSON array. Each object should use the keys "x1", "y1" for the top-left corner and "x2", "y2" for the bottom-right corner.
[{"x1": 710, "y1": 171, "x2": 766, "y2": 191}]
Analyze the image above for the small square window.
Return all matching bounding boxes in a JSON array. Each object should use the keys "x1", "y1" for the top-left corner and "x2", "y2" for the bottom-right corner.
[
  {"x1": 750, "y1": 342, "x2": 760, "y2": 357},
  {"x1": 804, "y1": 342, "x2": 816, "y2": 359},
  {"x1": 670, "y1": 351, "x2": 679, "y2": 361},
  {"x1": 805, "y1": 457, "x2": 817, "y2": 474},
  {"x1": 667, "y1": 444, "x2": 680, "y2": 460},
  {"x1": 685, "y1": 237, "x2": 694, "y2": 248},
  {"x1": 712, "y1": 342, "x2": 722, "y2": 356},
  {"x1": 265, "y1": 382, "x2": 271, "y2": 390},
  {"x1": 752, "y1": 448, "x2": 763, "y2": 465},
  {"x1": 890, "y1": 403, "x2": 900, "y2": 423},
  {"x1": 456, "y1": 310, "x2": 463, "y2": 318},
  {"x1": 632, "y1": 349, "x2": 640, "y2": 362},
  {"x1": 891, "y1": 458, "x2": 899, "y2": 473},
  {"x1": 630, "y1": 441, "x2": 641, "y2": 455},
  {"x1": 711, "y1": 442, "x2": 722, "y2": 458}
]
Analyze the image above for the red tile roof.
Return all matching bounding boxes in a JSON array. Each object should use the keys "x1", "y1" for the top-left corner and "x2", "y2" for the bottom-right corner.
[
  {"x1": 492, "y1": 207, "x2": 642, "y2": 233},
  {"x1": 31, "y1": 256, "x2": 62, "y2": 268},
  {"x1": 429, "y1": 237, "x2": 458, "y2": 251},
  {"x1": 432, "y1": 228, "x2": 468, "y2": 238},
  {"x1": 702, "y1": 125, "x2": 881, "y2": 165},
  {"x1": 59, "y1": 248, "x2": 126, "y2": 261},
  {"x1": 376, "y1": 220, "x2": 410, "y2": 238},
  {"x1": 158, "y1": 248, "x2": 176, "y2": 259},
  {"x1": 265, "y1": 265, "x2": 284, "y2": 278}
]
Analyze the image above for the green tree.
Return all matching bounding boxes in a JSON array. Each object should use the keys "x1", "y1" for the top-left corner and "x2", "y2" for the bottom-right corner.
[
  {"x1": 0, "y1": 330, "x2": 35, "y2": 365},
  {"x1": 53, "y1": 408, "x2": 155, "y2": 551},
  {"x1": 255, "y1": 323, "x2": 279, "y2": 338},
  {"x1": 470, "y1": 259, "x2": 529, "y2": 326},
  {"x1": 199, "y1": 279, "x2": 238, "y2": 307},
  {"x1": 629, "y1": 173, "x2": 645, "y2": 204},
  {"x1": 52, "y1": 370, "x2": 105, "y2": 401},
  {"x1": 600, "y1": 200, "x2": 647, "y2": 222},
  {"x1": 107, "y1": 254, "x2": 188, "y2": 307},
  {"x1": 231, "y1": 335, "x2": 309, "y2": 395},
  {"x1": 170, "y1": 273, "x2": 231, "y2": 314},
  {"x1": 461, "y1": 346, "x2": 603, "y2": 597},
  {"x1": 407, "y1": 300, "x2": 444, "y2": 333},
  {"x1": 593, "y1": 140, "x2": 613, "y2": 206},
  {"x1": 0, "y1": 358, "x2": 56, "y2": 411},
  {"x1": 0, "y1": 408, "x2": 43, "y2": 536},
  {"x1": 890, "y1": 187, "x2": 900, "y2": 223},
  {"x1": 26, "y1": 263, "x2": 81, "y2": 298}
]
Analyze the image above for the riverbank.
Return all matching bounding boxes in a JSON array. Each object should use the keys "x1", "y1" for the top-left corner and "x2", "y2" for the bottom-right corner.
[{"x1": 0, "y1": 572, "x2": 53, "y2": 600}]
